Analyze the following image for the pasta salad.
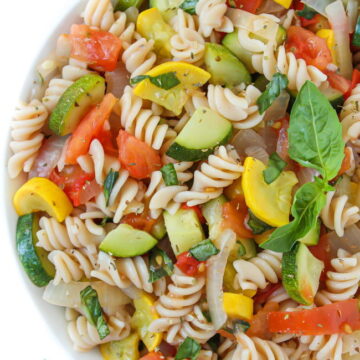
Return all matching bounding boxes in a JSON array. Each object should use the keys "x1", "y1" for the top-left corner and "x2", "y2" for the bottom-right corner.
[{"x1": 8, "y1": 0, "x2": 360, "y2": 359}]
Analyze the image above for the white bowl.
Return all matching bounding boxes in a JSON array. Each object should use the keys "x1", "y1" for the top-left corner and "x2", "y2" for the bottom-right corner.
[{"x1": 2, "y1": 0, "x2": 102, "y2": 358}]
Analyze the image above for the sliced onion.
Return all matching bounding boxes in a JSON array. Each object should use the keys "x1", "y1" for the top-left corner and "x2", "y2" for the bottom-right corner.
[
  {"x1": 231, "y1": 129, "x2": 266, "y2": 159},
  {"x1": 346, "y1": 0, "x2": 359, "y2": 33},
  {"x1": 327, "y1": 224, "x2": 360, "y2": 255},
  {"x1": 245, "y1": 145, "x2": 269, "y2": 164},
  {"x1": 43, "y1": 280, "x2": 131, "y2": 315},
  {"x1": 78, "y1": 179, "x2": 102, "y2": 205},
  {"x1": 296, "y1": 167, "x2": 317, "y2": 187},
  {"x1": 29, "y1": 135, "x2": 68, "y2": 179},
  {"x1": 206, "y1": 229, "x2": 236, "y2": 330},
  {"x1": 262, "y1": 90, "x2": 290, "y2": 125},
  {"x1": 302, "y1": 0, "x2": 335, "y2": 16},
  {"x1": 105, "y1": 62, "x2": 130, "y2": 98},
  {"x1": 257, "y1": 0, "x2": 286, "y2": 17},
  {"x1": 326, "y1": 1, "x2": 353, "y2": 78}
]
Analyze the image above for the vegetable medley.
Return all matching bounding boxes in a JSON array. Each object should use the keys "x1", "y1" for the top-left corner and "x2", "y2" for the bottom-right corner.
[{"x1": 8, "y1": 0, "x2": 360, "y2": 358}]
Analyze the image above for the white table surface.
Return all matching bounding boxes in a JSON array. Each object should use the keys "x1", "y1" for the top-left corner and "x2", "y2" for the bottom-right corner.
[{"x1": 0, "y1": 1, "x2": 91, "y2": 359}]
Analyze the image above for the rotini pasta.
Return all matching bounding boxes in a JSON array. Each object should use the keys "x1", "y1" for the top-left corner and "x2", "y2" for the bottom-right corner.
[
  {"x1": 62, "y1": 58, "x2": 92, "y2": 81},
  {"x1": 42, "y1": 78, "x2": 74, "y2": 111}
]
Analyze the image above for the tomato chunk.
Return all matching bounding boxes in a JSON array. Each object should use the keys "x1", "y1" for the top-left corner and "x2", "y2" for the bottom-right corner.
[
  {"x1": 121, "y1": 212, "x2": 156, "y2": 233},
  {"x1": 140, "y1": 352, "x2": 164, "y2": 360},
  {"x1": 70, "y1": 24, "x2": 122, "y2": 72},
  {"x1": 286, "y1": 26, "x2": 333, "y2": 71},
  {"x1": 268, "y1": 299, "x2": 360, "y2": 335},
  {"x1": 66, "y1": 93, "x2": 117, "y2": 165},
  {"x1": 117, "y1": 130, "x2": 162, "y2": 180},
  {"x1": 227, "y1": 0, "x2": 263, "y2": 13},
  {"x1": 326, "y1": 71, "x2": 351, "y2": 95},
  {"x1": 345, "y1": 69, "x2": 360, "y2": 99},
  {"x1": 222, "y1": 195, "x2": 253, "y2": 238},
  {"x1": 176, "y1": 252, "x2": 204, "y2": 276}
]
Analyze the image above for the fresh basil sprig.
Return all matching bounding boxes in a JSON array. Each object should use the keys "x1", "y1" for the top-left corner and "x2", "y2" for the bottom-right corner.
[
  {"x1": 148, "y1": 246, "x2": 174, "y2": 282},
  {"x1": 288, "y1": 81, "x2": 344, "y2": 181},
  {"x1": 263, "y1": 152, "x2": 287, "y2": 184},
  {"x1": 161, "y1": 163, "x2": 179, "y2": 186},
  {"x1": 80, "y1": 286, "x2": 110, "y2": 340},
  {"x1": 175, "y1": 337, "x2": 201, "y2": 360},
  {"x1": 296, "y1": 5, "x2": 317, "y2": 19},
  {"x1": 233, "y1": 319, "x2": 251, "y2": 333},
  {"x1": 190, "y1": 239, "x2": 219, "y2": 261},
  {"x1": 257, "y1": 73, "x2": 289, "y2": 115},
  {"x1": 247, "y1": 210, "x2": 273, "y2": 235},
  {"x1": 130, "y1": 72, "x2": 180, "y2": 90},
  {"x1": 104, "y1": 169, "x2": 119, "y2": 206},
  {"x1": 179, "y1": 0, "x2": 199, "y2": 14}
]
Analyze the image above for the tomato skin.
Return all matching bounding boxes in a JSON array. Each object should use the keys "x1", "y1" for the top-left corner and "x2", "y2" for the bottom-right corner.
[
  {"x1": 95, "y1": 122, "x2": 118, "y2": 157},
  {"x1": 222, "y1": 195, "x2": 253, "y2": 238},
  {"x1": 325, "y1": 71, "x2": 351, "y2": 95},
  {"x1": 309, "y1": 233, "x2": 332, "y2": 281},
  {"x1": 276, "y1": 115, "x2": 290, "y2": 162},
  {"x1": 176, "y1": 252, "x2": 204, "y2": 276},
  {"x1": 344, "y1": 69, "x2": 360, "y2": 99},
  {"x1": 337, "y1": 147, "x2": 353, "y2": 177},
  {"x1": 65, "y1": 93, "x2": 117, "y2": 165},
  {"x1": 286, "y1": 26, "x2": 333, "y2": 71},
  {"x1": 226, "y1": 0, "x2": 263, "y2": 13},
  {"x1": 121, "y1": 212, "x2": 156, "y2": 233},
  {"x1": 70, "y1": 24, "x2": 122, "y2": 72},
  {"x1": 140, "y1": 352, "x2": 164, "y2": 360},
  {"x1": 50, "y1": 165, "x2": 101, "y2": 206},
  {"x1": 181, "y1": 204, "x2": 205, "y2": 223},
  {"x1": 117, "y1": 130, "x2": 162, "y2": 180},
  {"x1": 268, "y1": 299, "x2": 360, "y2": 335},
  {"x1": 253, "y1": 283, "x2": 282, "y2": 305}
]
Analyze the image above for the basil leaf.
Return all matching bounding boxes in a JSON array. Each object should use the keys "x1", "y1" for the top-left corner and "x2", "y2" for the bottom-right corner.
[
  {"x1": 237, "y1": 241, "x2": 246, "y2": 257},
  {"x1": 207, "y1": 334, "x2": 220, "y2": 352},
  {"x1": 80, "y1": 286, "x2": 110, "y2": 340},
  {"x1": 261, "y1": 181, "x2": 326, "y2": 252},
  {"x1": 161, "y1": 163, "x2": 179, "y2": 186},
  {"x1": 263, "y1": 152, "x2": 287, "y2": 184},
  {"x1": 190, "y1": 239, "x2": 219, "y2": 261},
  {"x1": 288, "y1": 81, "x2": 344, "y2": 181},
  {"x1": 233, "y1": 319, "x2": 250, "y2": 333},
  {"x1": 175, "y1": 337, "x2": 201, "y2": 360},
  {"x1": 104, "y1": 169, "x2": 119, "y2": 206},
  {"x1": 130, "y1": 72, "x2": 180, "y2": 90},
  {"x1": 247, "y1": 210, "x2": 273, "y2": 235},
  {"x1": 149, "y1": 246, "x2": 174, "y2": 282},
  {"x1": 296, "y1": 5, "x2": 317, "y2": 19},
  {"x1": 180, "y1": 0, "x2": 199, "y2": 14},
  {"x1": 257, "y1": 73, "x2": 289, "y2": 115}
]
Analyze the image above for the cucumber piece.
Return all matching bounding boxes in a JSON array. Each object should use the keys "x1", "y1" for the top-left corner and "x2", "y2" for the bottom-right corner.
[
  {"x1": 253, "y1": 74, "x2": 270, "y2": 92},
  {"x1": 163, "y1": 208, "x2": 205, "y2": 255},
  {"x1": 204, "y1": 43, "x2": 251, "y2": 88},
  {"x1": 112, "y1": 0, "x2": 144, "y2": 11},
  {"x1": 299, "y1": 220, "x2": 320, "y2": 246},
  {"x1": 166, "y1": 107, "x2": 232, "y2": 161},
  {"x1": 201, "y1": 195, "x2": 227, "y2": 240},
  {"x1": 282, "y1": 242, "x2": 324, "y2": 305},
  {"x1": 149, "y1": 0, "x2": 183, "y2": 12},
  {"x1": 236, "y1": 238, "x2": 257, "y2": 260},
  {"x1": 49, "y1": 74, "x2": 105, "y2": 136},
  {"x1": 99, "y1": 224, "x2": 158, "y2": 257},
  {"x1": 16, "y1": 214, "x2": 55, "y2": 287},
  {"x1": 100, "y1": 332, "x2": 140, "y2": 360},
  {"x1": 151, "y1": 216, "x2": 167, "y2": 240}
]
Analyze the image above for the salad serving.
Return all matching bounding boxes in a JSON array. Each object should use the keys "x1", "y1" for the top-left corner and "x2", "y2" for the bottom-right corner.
[{"x1": 8, "y1": 0, "x2": 360, "y2": 358}]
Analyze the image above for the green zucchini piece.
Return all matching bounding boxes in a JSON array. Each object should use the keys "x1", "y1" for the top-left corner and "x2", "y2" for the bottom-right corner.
[
  {"x1": 16, "y1": 214, "x2": 55, "y2": 287},
  {"x1": 299, "y1": 219, "x2": 320, "y2": 246},
  {"x1": 166, "y1": 107, "x2": 232, "y2": 161},
  {"x1": 99, "y1": 224, "x2": 158, "y2": 257},
  {"x1": 49, "y1": 74, "x2": 105, "y2": 136},
  {"x1": 149, "y1": 0, "x2": 183, "y2": 12},
  {"x1": 151, "y1": 216, "x2": 167, "y2": 240},
  {"x1": 112, "y1": 0, "x2": 144, "y2": 11},
  {"x1": 201, "y1": 195, "x2": 227, "y2": 240},
  {"x1": 282, "y1": 242, "x2": 324, "y2": 305},
  {"x1": 204, "y1": 43, "x2": 251, "y2": 88}
]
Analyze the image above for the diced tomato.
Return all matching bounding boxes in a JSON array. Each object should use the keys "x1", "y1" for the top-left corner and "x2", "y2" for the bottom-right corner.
[
  {"x1": 95, "y1": 121, "x2": 118, "y2": 157},
  {"x1": 117, "y1": 130, "x2": 162, "y2": 180},
  {"x1": 337, "y1": 147, "x2": 353, "y2": 177},
  {"x1": 276, "y1": 115, "x2": 290, "y2": 162},
  {"x1": 344, "y1": 69, "x2": 360, "y2": 99},
  {"x1": 159, "y1": 342, "x2": 177, "y2": 358},
  {"x1": 286, "y1": 26, "x2": 333, "y2": 71},
  {"x1": 226, "y1": 0, "x2": 263, "y2": 13},
  {"x1": 291, "y1": 2, "x2": 330, "y2": 31},
  {"x1": 176, "y1": 252, "x2": 205, "y2": 277},
  {"x1": 139, "y1": 352, "x2": 164, "y2": 360},
  {"x1": 70, "y1": 24, "x2": 122, "y2": 72},
  {"x1": 309, "y1": 233, "x2": 333, "y2": 280},
  {"x1": 253, "y1": 283, "x2": 282, "y2": 305},
  {"x1": 268, "y1": 299, "x2": 360, "y2": 335},
  {"x1": 121, "y1": 212, "x2": 156, "y2": 233},
  {"x1": 50, "y1": 165, "x2": 101, "y2": 207},
  {"x1": 247, "y1": 302, "x2": 279, "y2": 340},
  {"x1": 181, "y1": 204, "x2": 205, "y2": 223},
  {"x1": 222, "y1": 195, "x2": 253, "y2": 238},
  {"x1": 325, "y1": 71, "x2": 352, "y2": 95}
]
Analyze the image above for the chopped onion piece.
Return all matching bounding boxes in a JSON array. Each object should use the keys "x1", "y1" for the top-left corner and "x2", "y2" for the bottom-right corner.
[
  {"x1": 262, "y1": 90, "x2": 290, "y2": 125},
  {"x1": 206, "y1": 229, "x2": 236, "y2": 330},
  {"x1": 327, "y1": 224, "x2": 360, "y2": 255},
  {"x1": 231, "y1": 129, "x2": 266, "y2": 159},
  {"x1": 56, "y1": 34, "x2": 72, "y2": 62},
  {"x1": 297, "y1": 167, "x2": 317, "y2": 186},
  {"x1": 326, "y1": 0, "x2": 353, "y2": 78},
  {"x1": 346, "y1": 0, "x2": 359, "y2": 32},
  {"x1": 105, "y1": 63, "x2": 130, "y2": 98},
  {"x1": 43, "y1": 281, "x2": 131, "y2": 315}
]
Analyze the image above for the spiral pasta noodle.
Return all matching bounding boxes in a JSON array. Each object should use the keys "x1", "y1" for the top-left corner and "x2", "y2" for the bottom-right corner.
[
  {"x1": 49, "y1": 248, "x2": 97, "y2": 285},
  {"x1": 42, "y1": 78, "x2": 74, "y2": 111},
  {"x1": 340, "y1": 84, "x2": 360, "y2": 151},
  {"x1": 91, "y1": 251, "x2": 166, "y2": 296},
  {"x1": 145, "y1": 161, "x2": 194, "y2": 219},
  {"x1": 195, "y1": 0, "x2": 233, "y2": 38},
  {"x1": 8, "y1": 100, "x2": 47, "y2": 178},
  {"x1": 233, "y1": 250, "x2": 282, "y2": 292},
  {"x1": 207, "y1": 85, "x2": 264, "y2": 129},
  {"x1": 315, "y1": 249, "x2": 360, "y2": 306},
  {"x1": 320, "y1": 191, "x2": 360, "y2": 237},
  {"x1": 36, "y1": 216, "x2": 102, "y2": 253},
  {"x1": 120, "y1": 86, "x2": 177, "y2": 150},
  {"x1": 252, "y1": 44, "x2": 327, "y2": 92},
  {"x1": 174, "y1": 145, "x2": 243, "y2": 206},
  {"x1": 62, "y1": 58, "x2": 92, "y2": 81},
  {"x1": 299, "y1": 334, "x2": 343, "y2": 360},
  {"x1": 67, "y1": 309, "x2": 131, "y2": 351}
]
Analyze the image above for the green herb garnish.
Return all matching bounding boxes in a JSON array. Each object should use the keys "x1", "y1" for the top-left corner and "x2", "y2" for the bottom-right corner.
[
  {"x1": 179, "y1": 0, "x2": 199, "y2": 14},
  {"x1": 160, "y1": 163, "x2": 179, "y2": 186},
  {"x1": 175, "y1": 337, "x2": 201, "y2": 360},
  {"x1": 190, "y1": 239, "x2": 219, "y2": 261},
  {"x1": 296, "y1": 5, "x2": 317, "y2": 19},
  {"x1": 263, "y1": 152, "x2": 287, "y2": 184},
  {"x1": 247, "y1": 210, "x2": 273, "y2": 235},
  {"x1": 130, "y1": 72, "x2": 180, "y2": 90},
  {"x1": 149, "y1": 246, "x2": 174, "y2": 282}
]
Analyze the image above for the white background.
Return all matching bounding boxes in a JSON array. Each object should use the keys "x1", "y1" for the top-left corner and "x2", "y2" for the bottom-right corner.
[{"x1": 0, "y1": 1, "x2": 96, "y2": 359}]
